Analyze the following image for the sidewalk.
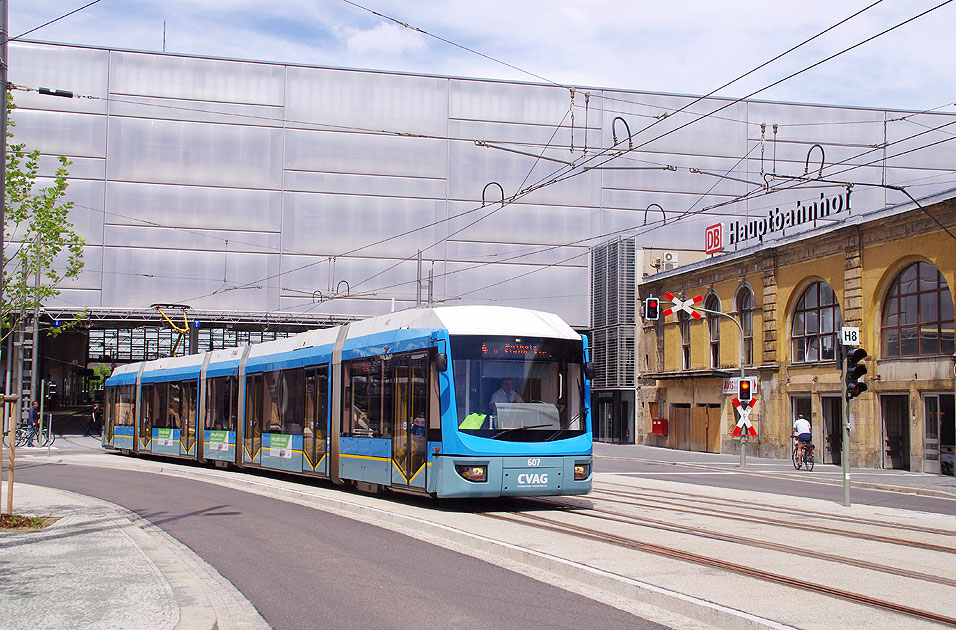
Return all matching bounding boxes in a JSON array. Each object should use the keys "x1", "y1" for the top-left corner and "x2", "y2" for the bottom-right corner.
[
  {"x1": 0, "y1": 482, "x2": 268, "y2": 630},
  {"x1": 593, "y1": 441, "x2": 956, "y2": 499}
]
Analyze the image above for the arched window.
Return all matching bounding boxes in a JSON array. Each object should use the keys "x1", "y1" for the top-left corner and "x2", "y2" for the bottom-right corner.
[
  {"x1": 792, "y1": 282, "x2": 841, "y2": 363},
  {"x1": 706, "y1": 295, "x2": 720, "y2": 367},
  {"x1": 882, "y1": 262, "x2": 955, "y2": 357},
  {"x1": 679, "y1": 310, "x2": 691, "y2": 370},
  {"x1": 736, "y1": 287, "x2": 754, "y2": 366}
]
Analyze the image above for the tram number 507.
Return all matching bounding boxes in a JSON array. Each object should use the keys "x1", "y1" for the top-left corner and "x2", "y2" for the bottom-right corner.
[{"x1": 527, "y1": 458, "x2": 541, "y2": 467}]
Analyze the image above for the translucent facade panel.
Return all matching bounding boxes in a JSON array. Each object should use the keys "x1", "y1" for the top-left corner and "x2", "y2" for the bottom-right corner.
[
  {"x1": 445, "y1": 241, "x2": 589, "y2": 267},
  {"x1": 57, "y1": 179, "x2": 106, "y2": 244},
  {"x1": 102, "y1": 248, "x2": 279, "y2": 310},
  {"x1": 284, "y1": 170, "x2": 447, "y2": 199},
  {"x1": 885, "y1": 124, "x2": 956, "y2": 170},
  {"x1": 107, "y1": 118, "x2": 283, "y2": 188},
  {"x1": 109, "y1": 52, "x2": 285, "y2": 105},
  {"x1": 602, "y1": 155, "x2": 748, "y2": 198},
  {"x1": 55, "y1": 245, "x2": 105, "y2": 292},
  {"x1": 284, "y1": 129, "x2": 447, "y2": 178},
  {"x1": 12, "y1": 110, "x2": 106, "y2": 158},
  {"x1": 449, "y1": 119, "x2": 602, "y2": 151},
  {"x1": 449, "y1": 80, "x2": 570, "y2": 125},
  {"x1": 278, "y1": 256, "x2": 429, "y2": 305},
  {"x1": 282, "y1": 192, "x2": 443, "y2": 258},
  {"x1": 39, "y1": 155, "x2": 106, "y2": 181},
  {"x1": 444, "y1": 200, "x2": 593, "y2": 247},
  {"x1": 104, "y1": 225, "x2": 280, "y2": 254},
  {"x1": 49, "y1": 288, "x2": 104, "y2": 309},
  {"x1": 444, "y1": 262, "x2": 587, "y2": 324},
  {"x1": 9, "y1": 43, "x2": 108, "y2": 114},
  {"x1": 447, "y1": 138, "x2": 602, "y2": 207},
  {"x1": 285, "y1": 67, "x2": 448, "y2": 136},
  {"x1": 11, "y1": 42, "x2": 956, "y2": 331},
  {"x1": 106, "y1": 182, "x2": 282, "y2": 233},
  {"x1": 283, "y1": 296, "x2": 414, "y2": 318},
  {"x1": 108, "y1": 95, "x2": 286, "y2": 127}
]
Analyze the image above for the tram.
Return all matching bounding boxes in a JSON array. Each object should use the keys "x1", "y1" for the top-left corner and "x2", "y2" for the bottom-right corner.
[{"x1": 103, "y1": 306, "x2": 593, "y2": 498}]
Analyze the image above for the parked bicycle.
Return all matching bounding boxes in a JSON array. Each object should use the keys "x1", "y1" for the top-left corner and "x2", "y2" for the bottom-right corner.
[
  {"x1": 2, "y1": 422, "x2": 55, "y2": 448},
  {"x1": 792, "y1": 438, "x2": 815, "y2": 471}
]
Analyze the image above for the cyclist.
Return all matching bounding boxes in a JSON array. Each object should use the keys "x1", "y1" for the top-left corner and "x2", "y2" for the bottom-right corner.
[
  {"x1": 26, "y1": 401, "x2": 40, "y2": 447},
  {"x1": 791, "y1": 413, "x2": 812, "y2": 465}
]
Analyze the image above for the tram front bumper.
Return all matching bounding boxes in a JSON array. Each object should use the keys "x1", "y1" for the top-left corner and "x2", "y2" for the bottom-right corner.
[{"x1": 434, "y1": 455, "x2": 592, "y2": 498}]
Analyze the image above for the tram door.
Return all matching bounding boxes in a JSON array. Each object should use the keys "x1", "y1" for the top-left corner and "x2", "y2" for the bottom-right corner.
[
  {"x1": 244, "y1": 374, "x2": 263, "y2": 464},
  {"x1": 303, "y1": 367, "x2": 330, "y2": 476},
  {"x1": 391, "y1": 353, "x2": 428, "y2": 490}
]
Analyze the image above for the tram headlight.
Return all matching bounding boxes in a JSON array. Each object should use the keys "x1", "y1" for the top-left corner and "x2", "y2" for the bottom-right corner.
[
  {"x1": 455, "y1": 464, "x2": 488, "y2": 482},
  {"x1": 574, "y1": 463, "x2": 590, "y2": 480}
]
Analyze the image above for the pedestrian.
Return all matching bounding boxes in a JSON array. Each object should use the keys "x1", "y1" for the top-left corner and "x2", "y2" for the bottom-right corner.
[
  {"x1": 27, "y1": 400, "x2": 39, "y2": 446},
  {"x1": 84, "y1": 403, "x2": 101, "y2": 437}
]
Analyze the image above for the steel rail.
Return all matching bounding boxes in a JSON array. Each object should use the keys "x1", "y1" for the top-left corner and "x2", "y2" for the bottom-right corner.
[
  {"x1": 487, "y1": 511, "x2": 956, "y2": 627},
  {"x1": 593, "y1": 481, "x2": 956, "y2": 538},
  {"x1": 535, "y1": 499, "x2": 956, "y2": 588},
  {"x1": 582, "y1": 489, "x2": 956, "y2": 554}
]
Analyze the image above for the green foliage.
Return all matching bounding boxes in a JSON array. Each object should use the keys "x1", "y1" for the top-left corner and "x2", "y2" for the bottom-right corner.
[
  {"x1": 3, "y1": 93, "x2": 85, "y2": 337},
  {"x1": 91, "y1": 364, "x2": 112, "y2": 389}
]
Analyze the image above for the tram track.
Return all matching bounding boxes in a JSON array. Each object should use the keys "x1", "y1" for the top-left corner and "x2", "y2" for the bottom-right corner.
[
  {"x1": 576, "y1": 488, "x2": 956, "y2": 555},
  {"x1": 596, "y1": 480, "x2": 956, "y2": 538},
  {"x1": 487, "y1": 510, "x2": 956, "y2": 627},
  {"x1": 531, "y1": 497, "x2": 956, "y2": 588}
]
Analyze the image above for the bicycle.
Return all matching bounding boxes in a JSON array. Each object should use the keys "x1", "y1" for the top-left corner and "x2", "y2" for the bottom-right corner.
[
  {"x1": 1, "y1": 423, "x2": 54, "y2": 448},
  {"x1": 791, "y1": 438, "x2": 815, "y2": 471}
]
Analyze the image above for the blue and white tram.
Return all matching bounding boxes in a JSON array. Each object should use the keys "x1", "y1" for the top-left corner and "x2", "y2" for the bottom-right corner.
[{"x1": 103, "y1": 306, "x2": 593, "y2": 498}]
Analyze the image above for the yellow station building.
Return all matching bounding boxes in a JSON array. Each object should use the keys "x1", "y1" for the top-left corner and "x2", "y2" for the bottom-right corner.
[{"x1": 637, "y1": 189, "x2": 956, "y2": 473}]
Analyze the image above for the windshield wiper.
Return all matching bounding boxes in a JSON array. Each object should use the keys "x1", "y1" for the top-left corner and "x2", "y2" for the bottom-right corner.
[
  {"x1": 491, "y1": 424, "x2": 552, "y2": 438},
  {"x1": 545, "y1": 414, "x2": 581, "y2": 441}
]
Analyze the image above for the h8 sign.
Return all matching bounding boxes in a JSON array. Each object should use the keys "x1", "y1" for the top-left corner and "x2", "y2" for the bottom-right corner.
[{"x1": 841, "y1": 326, "x2": 861, "y2": 346}]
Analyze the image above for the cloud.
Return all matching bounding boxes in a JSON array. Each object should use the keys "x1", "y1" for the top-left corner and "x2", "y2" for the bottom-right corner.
[{"x1": 10, "y1": 0, "x2": 956, "y2": 112}]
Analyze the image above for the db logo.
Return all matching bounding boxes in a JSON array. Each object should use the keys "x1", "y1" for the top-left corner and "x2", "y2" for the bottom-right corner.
[{"x1": 705, "y1": 223, "x2": 723, "y2": 254}]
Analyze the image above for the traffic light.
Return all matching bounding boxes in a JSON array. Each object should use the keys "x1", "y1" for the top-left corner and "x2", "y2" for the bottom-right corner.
[
  {"x1": 643, "y1": 297, "x2": 660, "y2": 321},
  {"x1": 738, "y1": 377, "x2": 753, "y2": 403},
  {"x1": 845, "y1": 347, "x2": 868, "y2": 400}
]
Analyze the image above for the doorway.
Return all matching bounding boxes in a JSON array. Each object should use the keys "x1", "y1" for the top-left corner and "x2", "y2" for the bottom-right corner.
[
  {"x1": 881, "y1": 395, "x2": 910, "y2": 470},
  {"x1": 924, "y1": 394, "x2": 955, "y2": 476},
  {"x1": 821, "y1": 396, "x2": 842, "y2": 465}
]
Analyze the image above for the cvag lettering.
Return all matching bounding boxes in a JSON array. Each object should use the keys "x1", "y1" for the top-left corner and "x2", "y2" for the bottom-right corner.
[{"x1": 517, "y1": 473, "x2": 549, "y2": 485}]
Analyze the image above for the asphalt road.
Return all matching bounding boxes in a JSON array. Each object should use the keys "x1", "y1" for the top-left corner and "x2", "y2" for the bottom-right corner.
[{"x1": 13, "y1": 460, "x2": 666, "y2": 630}]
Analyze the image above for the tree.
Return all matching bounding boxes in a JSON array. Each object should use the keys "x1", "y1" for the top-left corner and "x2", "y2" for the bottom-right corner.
[
  {"x1": 3, "y1": 93, "x2": 85, "y2": 336},
  {"x1": 2, "y1": 93, "x2": 86, "y2": 516}
]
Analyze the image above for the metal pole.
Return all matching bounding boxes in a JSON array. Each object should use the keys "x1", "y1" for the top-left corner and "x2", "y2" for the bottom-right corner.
[
  {"x1": 0, "y1": 0, "x2": 8, "y2": 503},
  {"x1": 841, "y1": 355, "x2": 851, "y2": 507},
  {"x1": 696, "y1": 306, "x2": 747, "y2": 467},
  {"x1": 6, "y1": 328, "x2": 21, "y2": 515},
  {"x1": 416, "y1": 250, "x2": 422, "y2": 306}
]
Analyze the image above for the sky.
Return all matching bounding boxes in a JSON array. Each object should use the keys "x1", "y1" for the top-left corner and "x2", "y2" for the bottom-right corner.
[{"x1": 10, "y1": 0, "x2": 956, "y2": 113}]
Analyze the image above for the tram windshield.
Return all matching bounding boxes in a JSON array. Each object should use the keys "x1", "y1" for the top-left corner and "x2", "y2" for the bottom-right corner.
[{"x1": 452, "y1": 336, "x2": 586, "y2": 442}]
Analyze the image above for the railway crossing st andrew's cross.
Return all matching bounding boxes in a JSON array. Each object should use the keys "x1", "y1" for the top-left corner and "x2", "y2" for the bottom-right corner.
[{"x1": 731, "y1": 396, "x2": 758, "y2": 437}]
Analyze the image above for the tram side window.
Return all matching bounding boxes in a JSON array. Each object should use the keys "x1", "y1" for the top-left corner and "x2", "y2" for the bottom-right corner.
[
  {"x1": 206, "y1": 375, "x2": 238, "y2": 431},
  {"x1": 261, "y1": 368, "x2": 306, "y2": 435},
  {"x1": 166, "y1": 382, "x2": 182, "y2": 430},
  {"x1": 263, "y1": 371, "x2": 282, "y2": 433},
  {"x1": 343, "y1": 358, "x2": 386, "y2": 437},
  {"x1": 114, "y1": 385, "x2": 135, "y2": 426}
]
